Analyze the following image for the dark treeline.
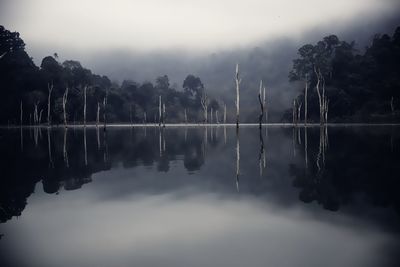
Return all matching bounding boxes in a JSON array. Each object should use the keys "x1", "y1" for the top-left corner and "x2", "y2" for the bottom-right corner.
[
  {"x1": 0, "y1": 25, "x2": 220, "y2": 125},
  {"x1": 2, "y1": 25, "x2": 400, "y2": 124},
  {"x1": 286, "y1": 26, "x2": 400, "y2": 123}
]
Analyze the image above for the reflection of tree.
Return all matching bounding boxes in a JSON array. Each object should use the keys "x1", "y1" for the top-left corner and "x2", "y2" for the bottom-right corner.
[
  {"x1": 290, "y1": 127, "x2": 400, "y2": 214},
  {"x1": 0, "y1": 127, "x2": 209, "y2": 223}
]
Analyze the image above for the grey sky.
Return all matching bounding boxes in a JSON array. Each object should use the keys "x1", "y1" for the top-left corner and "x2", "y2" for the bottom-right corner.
[{"x1": 1, "y1": 0, "x2": 399, "y2": 53}]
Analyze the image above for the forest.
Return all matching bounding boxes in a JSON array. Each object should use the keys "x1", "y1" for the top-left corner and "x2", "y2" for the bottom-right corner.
[{"x1": 1, "y1": 24, "x2": 400, "y2": 125}]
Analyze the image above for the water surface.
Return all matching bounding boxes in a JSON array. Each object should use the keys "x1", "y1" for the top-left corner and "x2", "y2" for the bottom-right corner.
[{"x1": 0, "y1": 126, "x2": 399, "y2": 267}]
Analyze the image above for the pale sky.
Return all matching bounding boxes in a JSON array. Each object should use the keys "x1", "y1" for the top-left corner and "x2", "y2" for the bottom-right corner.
[{"x1": 1, "y1": 0, "x2": 399, "y2": 52}]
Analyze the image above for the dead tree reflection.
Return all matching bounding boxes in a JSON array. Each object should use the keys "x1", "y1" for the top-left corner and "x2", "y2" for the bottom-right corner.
[
  {"x1": 47, "y1": 128, "x2": 53, "y2": 168},
  {"x1": 63, "y1": 128, "x2": 69, "y2": 168},
  {"x1": 84, "y1": 128, "x2": 88, "y2": 166},
  {"x1": 259, "y1": 127, "x2": 266, "y2": 177},
  {"x1": 236, "y1": 128, "x2": 240, "y2": 192}
]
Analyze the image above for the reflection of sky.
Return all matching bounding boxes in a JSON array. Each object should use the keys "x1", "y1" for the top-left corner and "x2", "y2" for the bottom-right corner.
[
  {"x1": 0, "y1": 180, "x2": 396, "y2": 267},
  {"x1": 1, "y1": 126, "x2": 400, "y2": 267}
]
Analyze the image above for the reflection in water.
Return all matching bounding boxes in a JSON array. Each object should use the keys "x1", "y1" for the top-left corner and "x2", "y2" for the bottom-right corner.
[
  {"x1": 236, "y1": 128, "x2": 240, "y2": 192},
  {"x1": 47, "y1": 127, "x2": 53, "y2": 168},
  {"x1": 63, "y1": 128, "x2": 69, "y2": 168},
  {"x1": 0, "y1": 126, "x2": 400, "y2": 267}
]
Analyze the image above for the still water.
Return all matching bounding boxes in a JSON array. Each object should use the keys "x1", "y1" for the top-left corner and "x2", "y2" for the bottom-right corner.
[{"x1": 0, "y1": 125, "x2": 399, "y2": 267}]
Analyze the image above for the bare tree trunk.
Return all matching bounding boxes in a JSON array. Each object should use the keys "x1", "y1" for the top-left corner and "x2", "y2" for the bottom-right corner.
[
  {"x1": 292, "y1": 99, "x2": 297, "y2": 125},
  {"x1": 235, "y1": 63, "x2": 241, "y2": 128},
  {"x1": 162, "y1": 103, "x2": 166, "y2": 127},
  {"x1": 103, "y1": 93, "x2": 107, "y2": 130},
  {"x1": 83, "y1": 85, "x2": 87, "y2": 126},
  {"x1": 224, "y1": 103, "x2": 227, "y2": 124},
  {"x1": 304, "y1": 76, "x2": 308, "y2": 125},
  {"x1": 144, "y1": 111, "x2": 147, "y2": 123},
  {"x1": 297, "y1": 101, "x2": 302, "y2": 123},
  {"x1": 184, "y1": 109, "x2": 187, "y2": 123},
  {"x1": 38, "y1": 109, "x2": 43, "y2": 124},
  {"x1": 47, "y1": 82, "x2": 53, "y2": 125},
  {"x1": 324, "y1": 97, "x2": 329, "y2": 123},
  {"x1": 200, "y1": 92, "x2": 208, "y2": 123},
  {"x1": 258, "y1": 80, "x2": 264, "y2": 129},
  {"x1": 216, "y1": 110, "x2": 220, "y2": 124},
  {"x1": 34, "y1": 102, "x2": 39, "y2": 125},
  {"x1": 20, "y1": 100, "x2": 23, "y2": 126},
  {"x1": 264, "y1": 85, "x2": 268, "y2": 124},
  {"x1": 159, "y1": 95, "x2": 162, "y2": 126},
  {"x1": 63, "y1": 87, "x2": 69, "y2": 127},
  {"x1": 96, "y1": 102, "x2": 100, "y2": 127},
  {"x1": 314, "y1": 66, "x2": 325, "y2": 125},
  {"x1": 210, "y1": 108, "x2": 213, "y2": 124}
]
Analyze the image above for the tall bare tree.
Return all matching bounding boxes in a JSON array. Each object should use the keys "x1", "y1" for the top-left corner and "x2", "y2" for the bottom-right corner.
[
  {"x1": 62, "y1": 87, "x2": 69, "y2": 127},
  {"x1": 47, "y1": 82, "x2": 53, "y2": 125},
  {"x1": 96, "y1": 101, "x2": 100, "y2": 126},
  {"x1": 304, "y1": 74, "x2": 309, "y2": 125},
  {"x1": 257, "y1": 80, "x2": 266, "y2": 129},
  {"x1": 200, "y1": 91, "x2": 209, "y2": 123},
  {"x1": 235, "y1": 63, "x2": 241, "y2": 128},
  {"x1": 83, "y1": 85, "x2": 87, "y2": 126},
  {"x1": 223, "y1": 103, "x2": 227, "y2": 124},
  {"x1": 159, "y1": 95, "x2": 162, "y2": 126}
]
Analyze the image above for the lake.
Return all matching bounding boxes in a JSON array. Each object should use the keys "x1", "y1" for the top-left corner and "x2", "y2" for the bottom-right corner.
[{"x1": 0, "y1": 125, "x2": 399, "y2": 267}]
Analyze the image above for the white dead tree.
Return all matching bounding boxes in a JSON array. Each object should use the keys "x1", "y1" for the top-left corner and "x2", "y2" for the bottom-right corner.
[
  {"x1": 264, "y1": 84, "x2": 268, "y2": 123},
  {"x1": 33, "y1": 101, "x2": 39, "y2": 125},
  {"x1": 83, "y1": 85, "x2": 87, "y2": 126},
  {"x1": 158, "y1": 95, "x2": 162, "y2": 126},
  {"x1": 297, "y1": 99, "x2": 302, "y2": 123},
  {"x1": 210, "y1": 107, "x2": 213, "y2": 124},
  {"x1": 96, "y1": 101, "x2": 100, "y2": 127},
  {"x1": 144, "y1": 111, "x2": 147, "y2": 123},
  {"x1": 62, "y1": 87, "x2": 69, "y2": 127},
  {"x1": 292, "y1": 99, "x2": 297, "y2": 125},
  {"x1": 304, "y1": 74, "x2": 309, "y2": 125},
  {"x1": 47, "y1": 82, "x2": 53, "y2": 125},
  {"x1": 216, "y1": 110, "x2": 220, "y2": 124},
  {"x1": 103, "y1": 93, "x2": 108, "y2": 129},
  {"x1": 314, "y1": 66, "x2": 328, "y2": 124},
  {"x1": 257, "y1": 80, "x2": 266, "y2": 129},
  {"x1": 162, "y1": 103, "x2": 166, "y2": 127},
  {"x1": 38, "y1": 109, "x2": 43, "y2": 124},
  {"x1": 224, "y1": 103, "x2": 227, "y2": 124},
  {"x1": 235, "y1": 63, "x2": 241, "y2": 128},
  {"x1": 200, "y1": 91, "x2": 209, "y2": 123},
  {"x1": 184, "y1": 109, "x2": 187, "y2": 123}
]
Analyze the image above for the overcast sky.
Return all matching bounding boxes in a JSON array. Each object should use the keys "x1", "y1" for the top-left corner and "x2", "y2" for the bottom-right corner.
[{"x1": 1, "y1": 0, "x2": 399, "y2": 53}]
